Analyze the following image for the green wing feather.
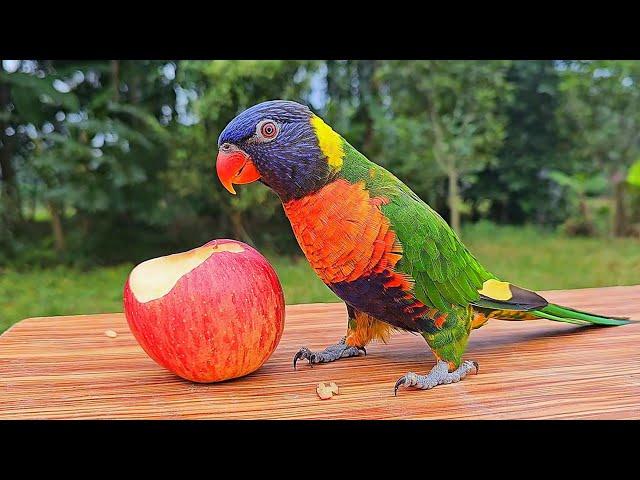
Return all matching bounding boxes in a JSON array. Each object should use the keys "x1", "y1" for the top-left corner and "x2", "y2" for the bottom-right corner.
[
  {"x1": 338, "y1": 142, "x2": 494, "y2": 312},
  {"x1": 383, "y1": 191, "x2": 494, "y2": 312}
]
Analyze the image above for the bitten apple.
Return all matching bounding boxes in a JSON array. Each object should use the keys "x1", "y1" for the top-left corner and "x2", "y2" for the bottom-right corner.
[{"x1": 123, "y1": 239, "x2": 285, "y2": 383}]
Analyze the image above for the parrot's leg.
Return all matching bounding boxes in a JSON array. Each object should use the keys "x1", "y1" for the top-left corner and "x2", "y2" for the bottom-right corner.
[
  {"x1": 394, "y1": 360, "x2": 479, "y2": 395},
  {"x1": 293, "y1": 305, "x2": 392, "y2": 369},
  {"x1": 394, "y1": 306, "x2": 478, "y2": 395},
  {"x1": 293, "y1": 336, "x2": 365, "y2": 369}
]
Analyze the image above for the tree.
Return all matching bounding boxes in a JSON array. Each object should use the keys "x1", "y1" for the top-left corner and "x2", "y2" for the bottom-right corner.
[
  {"x1": 5, "y1": 59, "x2": 639, "y2": 269},
  {"x1": 1, "y1": 60, "x2": 175, "y2": 262},
  {"x1": 0, "y1": 60, "x2": 80, "y2": 254},
  {"x1": 377, "y1": 61, "x2": 512, "y2": 235},
  {"x1": 547, "y1": 170, "x2": 608, "y2": 236},
  {"x1": 469, "y1": 61, "x2": 565, "y2": 225},
  {"x1": 557, "y1": 60, "x2": 640, "y2": 236}
]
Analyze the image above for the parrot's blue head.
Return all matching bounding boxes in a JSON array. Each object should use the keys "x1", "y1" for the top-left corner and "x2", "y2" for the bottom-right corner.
[{"x1": 216, "y1": 100, "x2": 342, "y2": 202}]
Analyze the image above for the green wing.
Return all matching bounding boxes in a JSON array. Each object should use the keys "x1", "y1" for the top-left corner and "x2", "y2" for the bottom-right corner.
[
  {"x1": 338, "y1": 141, "x2": 494, "y2": 312},
  {"x1": 382, "y1": 188, "x2": 495, "y2": 312}
]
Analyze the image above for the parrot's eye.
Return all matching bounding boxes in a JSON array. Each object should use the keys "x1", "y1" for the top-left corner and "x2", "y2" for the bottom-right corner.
[{"x1": 256, "y1": 120, "x2": 279, "y2": 142}]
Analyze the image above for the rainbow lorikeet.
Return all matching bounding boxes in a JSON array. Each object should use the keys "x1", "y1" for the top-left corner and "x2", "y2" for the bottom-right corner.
[{"x1": 216, "y1": 100, "x2": 629, "y2": 394}]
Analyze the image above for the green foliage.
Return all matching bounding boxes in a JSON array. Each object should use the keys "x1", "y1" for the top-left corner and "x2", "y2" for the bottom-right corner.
[
  {"x1": 1, "y1": 60, "x2": 178, "y2": 263},
  {"x1": 557, "y1": 60, "x2": 640, "y2": 173},
  {"x1": 627, "y1": 159, "x2": 640, "y2": 187},
  {"x1": 2, "y1": 59, "x2": 640, "y2": 272},
  {"x1": 469, "y1": 61, "x2": 565, "y2": 225},
  {"x1": 376, "y1": 61, "x2": 511, "y2": 193},
  {"x1": 0, "y1": 70, "x2": 80, "y2": 123},
  {"x1": 555, "y1": 61, "x2": 640, "y2": 235},
  {"x1": 546, "y1": 170, "x2": 609, "y2": 236},
  {"x1": 547, "y1": 170, "x2": 608, "y2": 195},
  {"x1": 624, "y1": 160, "x2": 640, "y2": 236},
  {"x1": 372, "y1": 61, "x2": 513, "y2": 233}
]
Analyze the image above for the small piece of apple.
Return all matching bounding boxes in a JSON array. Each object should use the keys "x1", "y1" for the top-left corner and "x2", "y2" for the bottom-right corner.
[{"x1": 316, "y1": 381, "x2": 340, "y2": 400}]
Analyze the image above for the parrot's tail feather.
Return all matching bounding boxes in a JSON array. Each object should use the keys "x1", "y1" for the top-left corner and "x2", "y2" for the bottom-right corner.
[{"x1": 531, "y1": 303, "x2": 630, "y2": 326}]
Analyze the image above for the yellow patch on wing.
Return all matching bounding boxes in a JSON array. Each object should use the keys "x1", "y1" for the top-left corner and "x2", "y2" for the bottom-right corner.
[
  {"x1": 310, "y1": 115, "x2": 344, "y2": 170},
  {"x1": 478, "y1": 279, "x2": 513, "y2": 301}
]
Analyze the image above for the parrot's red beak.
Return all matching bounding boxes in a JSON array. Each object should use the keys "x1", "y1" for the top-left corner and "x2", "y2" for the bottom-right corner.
[{"x1": 216, "y1": 145, "x2": 261, "y2": 195}]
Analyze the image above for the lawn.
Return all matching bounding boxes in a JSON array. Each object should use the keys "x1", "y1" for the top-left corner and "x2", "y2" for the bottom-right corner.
[{"x1": 2, "y1": 222, "x2": 639, "y2": 333}]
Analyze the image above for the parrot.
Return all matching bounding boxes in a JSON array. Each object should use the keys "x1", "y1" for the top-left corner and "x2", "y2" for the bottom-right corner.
[{"x1": 215, "y1": 100, "x2": 629, "y2": 395}]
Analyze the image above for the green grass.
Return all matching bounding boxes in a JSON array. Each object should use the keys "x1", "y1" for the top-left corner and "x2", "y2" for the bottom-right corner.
[
  {"x1": 462, "y1": 222, "x2": 640, "y2": 290},
  {"x1": 2, "y1": 222, "x2": 640, "y2": 333}
]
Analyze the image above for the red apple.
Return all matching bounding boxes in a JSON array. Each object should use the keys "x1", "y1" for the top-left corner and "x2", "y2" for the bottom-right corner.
[{"x1": 123, "y1": 239, "x2": 285, "y2": 383}]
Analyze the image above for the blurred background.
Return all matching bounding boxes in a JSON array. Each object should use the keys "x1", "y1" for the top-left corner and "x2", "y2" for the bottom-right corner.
[{"x1": 1, "y1": 60, "x2": 640, "y2": 332}]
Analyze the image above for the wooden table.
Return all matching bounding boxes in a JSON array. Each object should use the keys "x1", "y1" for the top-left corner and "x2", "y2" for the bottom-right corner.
[{"x1": 1, "y1": 285, "x2": 639, "y2": 419}]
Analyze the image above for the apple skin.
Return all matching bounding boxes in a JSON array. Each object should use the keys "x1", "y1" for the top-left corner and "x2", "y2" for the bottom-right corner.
[{"x1": 123, "y1": 239, "x2": 285, "y2": 383}]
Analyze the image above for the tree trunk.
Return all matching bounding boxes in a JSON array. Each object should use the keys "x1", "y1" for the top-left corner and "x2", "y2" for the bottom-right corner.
[
  {"x1": 0, "y1": 163, "x2": 21, "y2": 229},
  {"x1": 0, "y1": 135, "x2": 17, "y2": 212},
  {"x1": 326, "y1": 60, "x2": 339, "y2": 101},
  {"x1": 362, "y1": 105, "x2": 375, "y2": 153},
  {"x1": 578, "y1": 195, "x2": 591, "y2": 221},
  {"x1": 131, "y1": 68, "x2": 142, "y2": 105},
  {"x1": 111, "y1": 60, "x2": 120, "y2": 101},
  {"x1": 79, "y1": 213, "x2": 91, "y2": 237},
  {"x1": 448, "y1": 167, "x2": 461, "y2": 237},
  {"x1": 0, "y1": 70, "x2": 22, "y2": 226},
  {"x1": 427, "y1": 99, "x2": 462, "y2": 235},
  {"x1": 47, "y1": 201, "x2": 66, "y2": 253},
  {"x1": 613, "y1": 180, "x2": 628, "y2": 237},
  {"x1": 30, "y1": 185, "x2": 38, "y2": 221}
]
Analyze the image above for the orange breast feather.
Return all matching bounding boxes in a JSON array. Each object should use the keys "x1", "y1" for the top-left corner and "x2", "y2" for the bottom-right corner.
[{"x1": 283, "y1": 179, "x2": 412, "y2": 290}]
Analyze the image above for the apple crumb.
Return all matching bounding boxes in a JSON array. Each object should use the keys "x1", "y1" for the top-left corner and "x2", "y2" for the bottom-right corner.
[
  {"x1": 316, "y1": 382, "x2": 339, "y2": 400},
  {"x1": 104, "y1": 329, "x2": 118, "y2": 338}
]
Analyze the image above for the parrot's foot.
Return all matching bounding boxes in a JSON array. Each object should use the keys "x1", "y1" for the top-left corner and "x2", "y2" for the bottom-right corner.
[
  {"x1": 394, "y1": 360, "x2": 479, "y2": 396},
  {"x1": 293, "y1": 336, "x2": 366, "y2": 369}
]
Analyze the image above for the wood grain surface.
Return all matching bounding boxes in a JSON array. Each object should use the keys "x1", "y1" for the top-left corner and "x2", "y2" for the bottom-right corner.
[{"x1": 1, "y1": 285, "x2": 639, "y2": 419}]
